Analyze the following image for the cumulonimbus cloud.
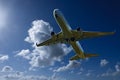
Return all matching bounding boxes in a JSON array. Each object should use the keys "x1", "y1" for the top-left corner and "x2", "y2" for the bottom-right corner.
[{"x1": 17, "y1": 20, "x2": 72, "y2": 69}]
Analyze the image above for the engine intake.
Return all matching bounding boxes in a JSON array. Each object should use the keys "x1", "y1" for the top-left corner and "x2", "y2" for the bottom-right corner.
[
  {"x1": 51, "y1": 31, "x2": 55, "y2": 36},
  {"x1": 76, "y1": 27, "x2": 83, "y2": 36},
  {"x1": 77, "y1": 27, "x2": 81, "y2": 31}
]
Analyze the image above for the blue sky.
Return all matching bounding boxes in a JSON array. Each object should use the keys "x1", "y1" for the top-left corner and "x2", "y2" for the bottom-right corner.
[{"x1": 0, "y1": 0, "x2": 120, "y2": 80}]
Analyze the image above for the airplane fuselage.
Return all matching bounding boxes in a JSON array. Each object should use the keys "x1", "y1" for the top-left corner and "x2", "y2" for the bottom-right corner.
[{"x1": 53, "y1": 9, "x2": 74, "y2": 41}]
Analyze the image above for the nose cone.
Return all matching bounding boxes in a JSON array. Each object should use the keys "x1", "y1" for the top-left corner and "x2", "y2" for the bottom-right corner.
[
  {"x1": 53, "y1": 9, "x2": 59, "y2": 14},
  {"x1": 53, "y1": 9, "x2": 60, "y2": 18}
]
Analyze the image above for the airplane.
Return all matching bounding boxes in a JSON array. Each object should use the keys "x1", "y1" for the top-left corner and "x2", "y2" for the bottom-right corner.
[{"x1": 36, "y1": 9, "x2": 115, "y2": 60}]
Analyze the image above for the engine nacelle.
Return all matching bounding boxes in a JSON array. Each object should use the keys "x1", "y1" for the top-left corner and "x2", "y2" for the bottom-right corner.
[
  {"x1": 51, "y1": 31, "x2": 55, "y2": 36},
  {"x1": 77, "y1": 27, "x2": 81, "y2": 31},
  {"x1": 76, "y1": 27, "x2": 83, "y2": 36}
]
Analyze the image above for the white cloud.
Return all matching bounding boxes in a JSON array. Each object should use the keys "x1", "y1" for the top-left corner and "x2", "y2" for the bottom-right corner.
[
  {"x1": 50, "y1": 73, "x2": 66, "y2": 80},
  {"x1": 2, "y1": 66, "x2": 13, "y2": 72},
  {"x1": 77, "y1": 67, "x2": 84, "y2": 75},
  {"x1": 24, "y1": 20, "x2": 53, "y2": 44},
  {"x1": 0, "y1": 54, "x2": 9, "y2": 62},
  {"x1": 0, "y1": 71, "x2": 65, "y2": 80},
  {"x1": 0, "y1": 66, "x2": 53, "y2": 80},
  {"x1": 17, "y1": 20, "x2": 72, "y2": 69},
  {"x1": 101, "y1": 68, "x2": 113, "y2": 77},
  {"x1": 85, "y1": 70, "x2": 94, "y2": 77},
  {"x1": 3, "y1": 74, "x2": 48, "y2": 80},
  {"x1": 16, "y1": 49, "x2": 31, "y2": 59},
  {"x1": 112, "y1": 63, "x2": 120, "y2": 76},
  {"x1": 100, "y1": 59, "x2": 109, "y2": 67},
  {"x1": 86, "y1": 72, "x2": 91, "y2": 76},
  {"x1": 100, "y1": 63, "x2": 120, "y2": 77},
  {"x1": 115, "y1": 63, "x2": 120, "y2": 72},
  {"x1": 54, "y1": 60, "x2": 80, "y2": 72}
]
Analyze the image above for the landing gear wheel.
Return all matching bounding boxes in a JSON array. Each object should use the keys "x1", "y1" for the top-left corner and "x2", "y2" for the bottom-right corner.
[{"x1": 71, "y1": 37, "x2": 75, "y2": 41}]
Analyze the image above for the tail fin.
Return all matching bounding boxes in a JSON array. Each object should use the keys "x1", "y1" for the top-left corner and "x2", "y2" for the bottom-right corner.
[{"x1": 70, "y1": 53, "x2": 98, "y2": 60}]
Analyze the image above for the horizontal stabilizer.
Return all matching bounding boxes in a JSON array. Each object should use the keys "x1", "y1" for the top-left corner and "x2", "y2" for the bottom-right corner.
[
  {"x1": 70, "y1": 53, "x2": 98, "y2": 60},
  {"x1": 70, "y1": 55, "x2": 80, "y2": 60},
  {"x1": 84, "y1": 54, "x2": 98, "y2": 58}
]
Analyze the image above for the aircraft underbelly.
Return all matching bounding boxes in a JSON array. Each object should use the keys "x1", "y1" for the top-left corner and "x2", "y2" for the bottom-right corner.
[
  {"x1": 36, "y1": 9, "x2": 115, "y2": 61},
  {"x1": 56, "y1": 17, "x2": 72, "y2": 38}
]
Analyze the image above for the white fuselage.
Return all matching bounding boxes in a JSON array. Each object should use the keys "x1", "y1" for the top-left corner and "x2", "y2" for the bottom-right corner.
[{"x1": 53, "y1": 9, "x2": 72, "y2": 39}]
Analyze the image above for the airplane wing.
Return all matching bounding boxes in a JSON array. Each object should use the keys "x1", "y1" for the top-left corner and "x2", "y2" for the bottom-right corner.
[
  {"x1": 70, "y1": 41, "x2": 85, "y2": 58},
  {"x1": 71, "y1": 30, "x2": 115, "y2": 40},
  {"x1": 82, "y1": 31, "x2": 115, "y2": 39},
  {"x1": 36, "y1": 32, "x2": 64, "y2": 46}
]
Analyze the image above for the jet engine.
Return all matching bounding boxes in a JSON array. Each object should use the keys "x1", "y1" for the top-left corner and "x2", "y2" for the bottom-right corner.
[
  {"x1": 77, "y1": 27, "x2": 81, "y2": 31},
  {"x1": 51, "y1": 31, "x2": 55, "y2": 36},
  {"x1": 76, "y1": 27, "x2": 83, "y2": 36}
]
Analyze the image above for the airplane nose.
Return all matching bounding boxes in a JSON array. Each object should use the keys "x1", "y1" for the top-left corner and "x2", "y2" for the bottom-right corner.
[
  {"x1": 53, "y1": 9, "x2": 59, "y2": 14},
  {"x1": 53, "y1": 9, "x2": 59, "y2": 18}
]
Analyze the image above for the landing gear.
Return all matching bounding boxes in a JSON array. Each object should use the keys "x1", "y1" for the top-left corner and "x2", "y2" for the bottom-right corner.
[
  {"x1": 65, "y1": 37, "x2": 75, "y2": 42},
  {"x1": 65, "y1": 38, "x2": 69, "y2": 42},
  {"x1": 70, "y1": 37, "x2": 75, "y2": 41}
]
